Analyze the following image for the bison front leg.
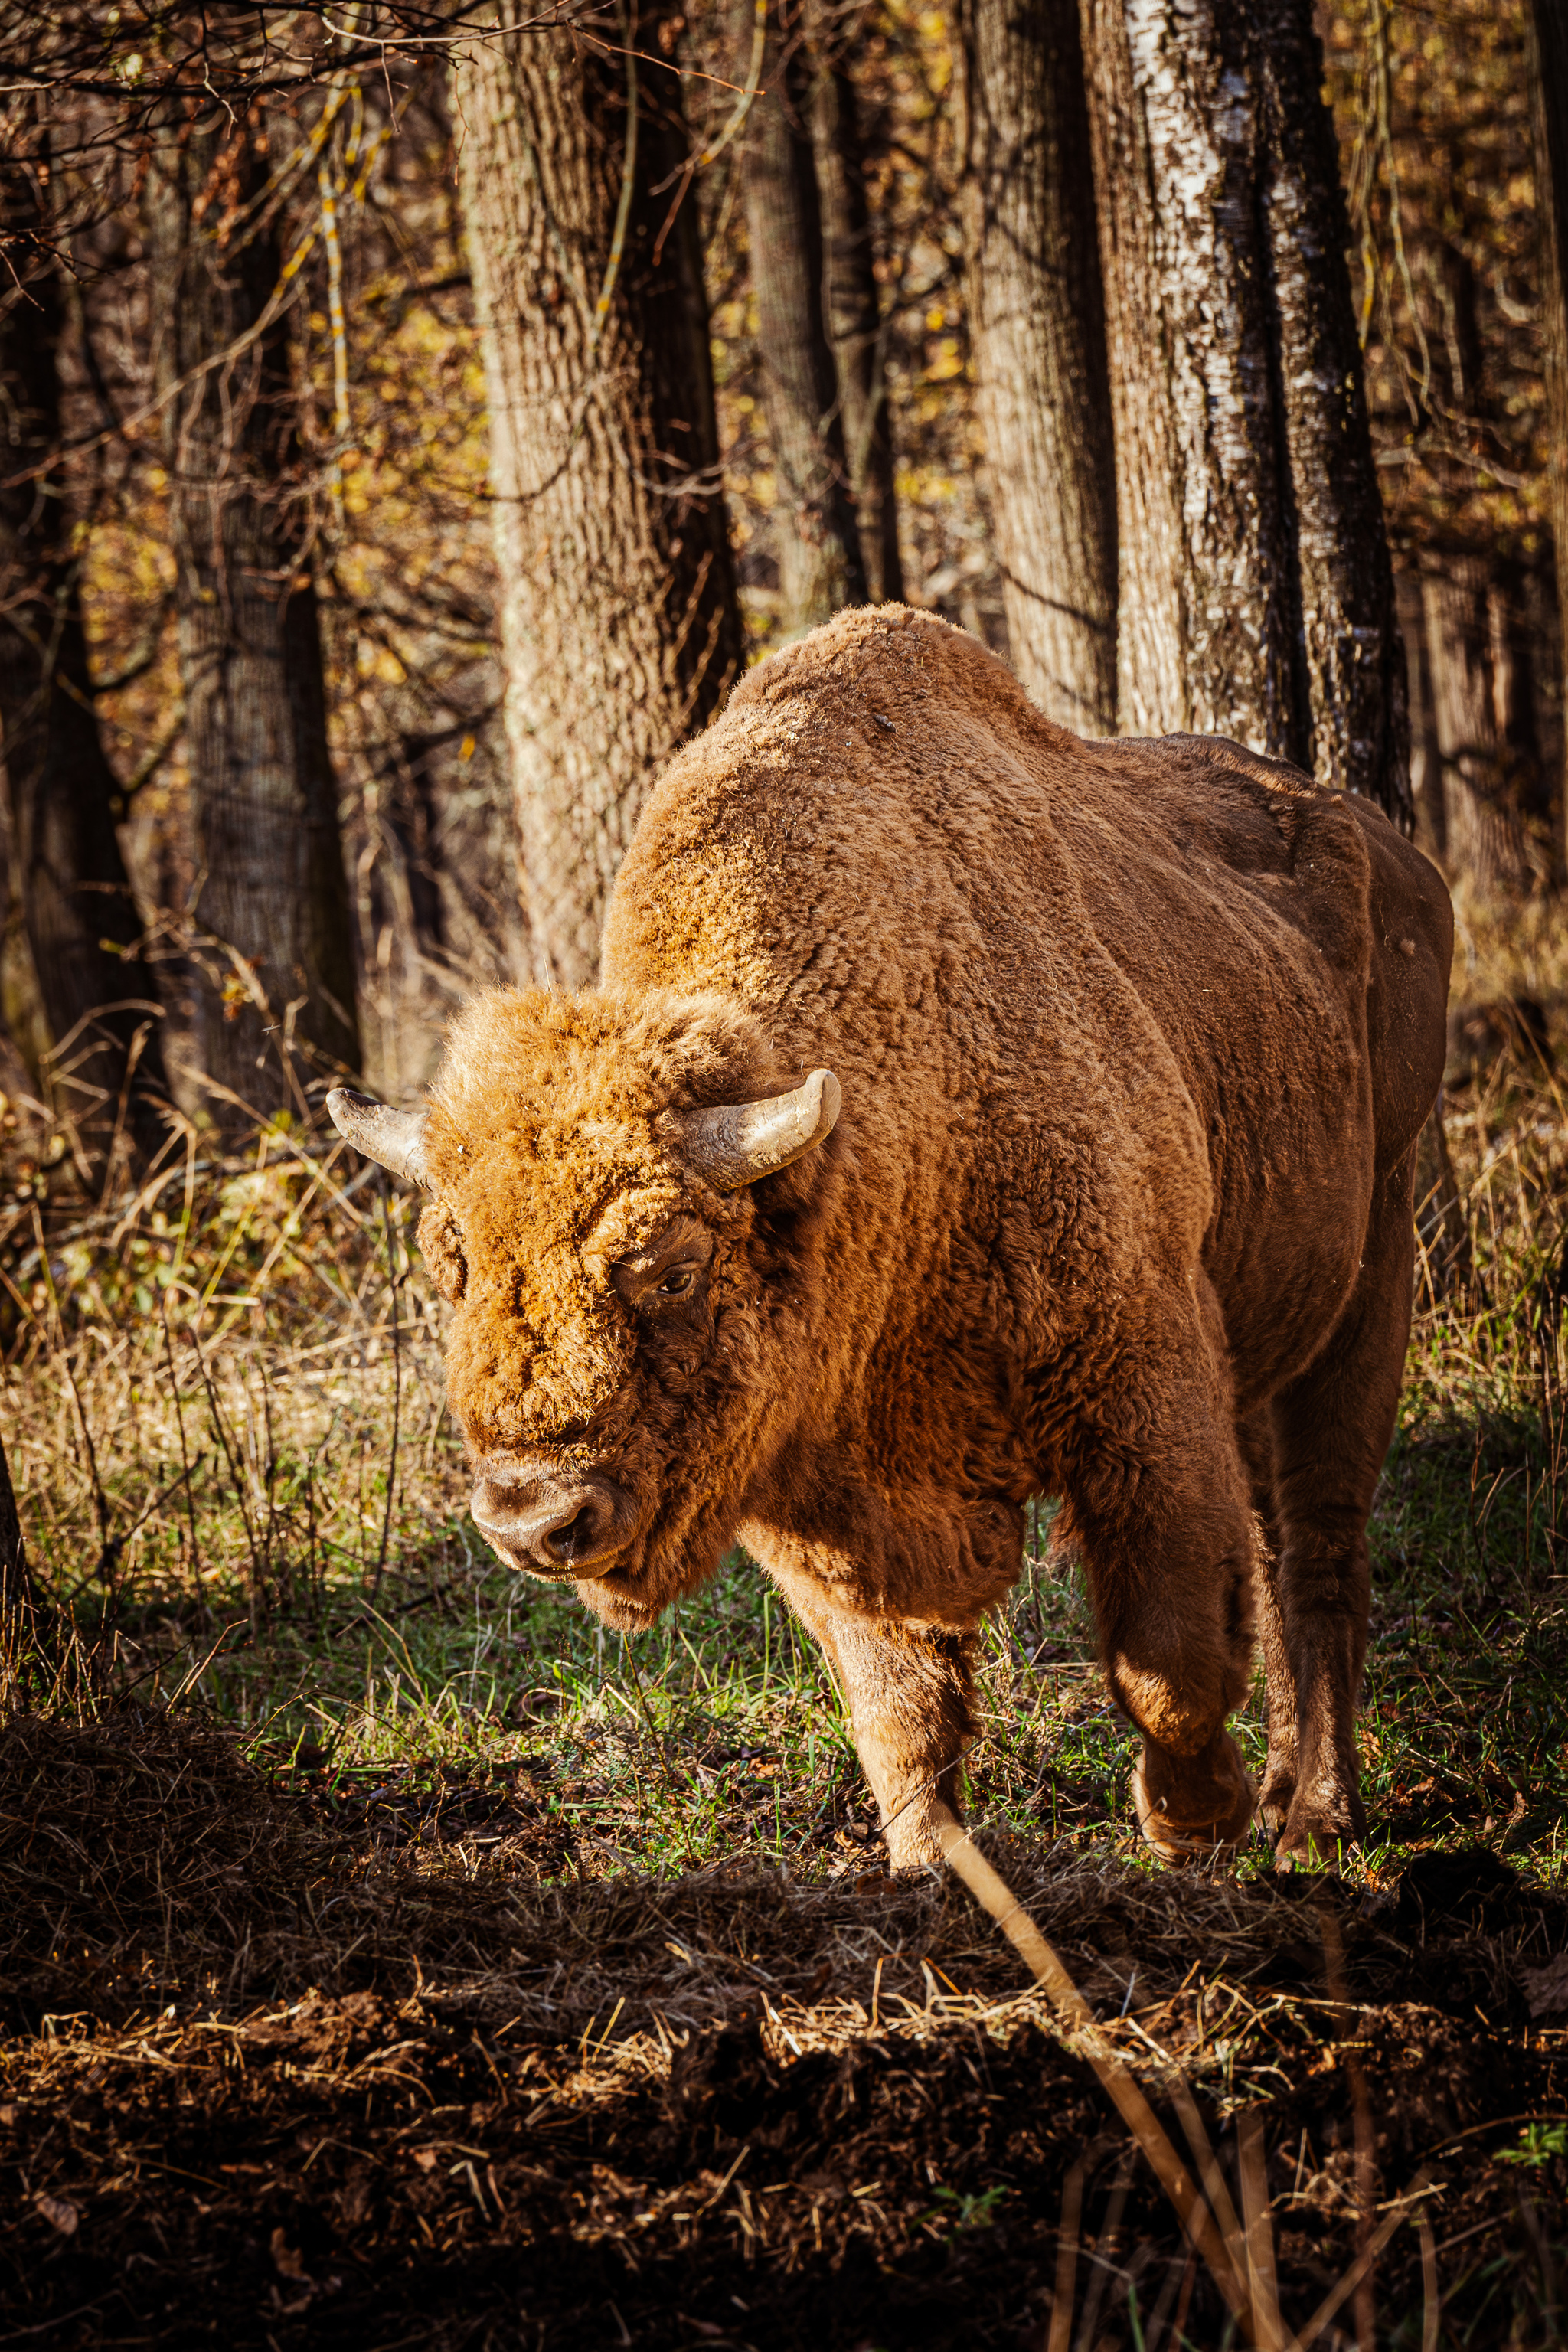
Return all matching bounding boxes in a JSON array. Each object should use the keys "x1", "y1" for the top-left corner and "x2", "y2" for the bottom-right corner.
[
  {"x1": 831, "y1": 1617, "x2": 978, "y2": 1870},
  {"x1": 768, "y1": 1570, "x2": 976, "y2": 1870}
]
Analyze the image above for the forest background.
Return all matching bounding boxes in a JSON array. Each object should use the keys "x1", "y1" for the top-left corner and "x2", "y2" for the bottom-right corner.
[{"x1": 0, "y1": 0, "x2": 1558, "y2": 1145}]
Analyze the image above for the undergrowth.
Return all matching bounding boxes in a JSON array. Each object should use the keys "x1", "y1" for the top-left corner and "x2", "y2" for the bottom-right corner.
[{"x1": 0, "y1": 989, "x2": 1563, "y2": 1901}]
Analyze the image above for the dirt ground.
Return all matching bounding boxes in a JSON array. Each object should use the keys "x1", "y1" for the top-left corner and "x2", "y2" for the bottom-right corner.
[{"x1": 3, "y1": 1715, "x2": 1566, "y2": 2351}]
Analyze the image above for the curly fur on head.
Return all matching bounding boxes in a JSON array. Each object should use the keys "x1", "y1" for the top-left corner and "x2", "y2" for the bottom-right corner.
[{"x1": 412, "y1": 983, "x2": 816, "y2": 1626}]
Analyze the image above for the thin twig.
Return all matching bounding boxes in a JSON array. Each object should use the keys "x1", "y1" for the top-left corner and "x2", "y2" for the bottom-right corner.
[{"x1": 931, "y1": 1808, "x2": 1253, "y2": 2332}]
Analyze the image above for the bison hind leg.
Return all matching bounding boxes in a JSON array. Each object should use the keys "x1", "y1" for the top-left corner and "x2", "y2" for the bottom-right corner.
[{"x1": 1262, "y1": 1148, "x2": 1416, "y2": 1869}]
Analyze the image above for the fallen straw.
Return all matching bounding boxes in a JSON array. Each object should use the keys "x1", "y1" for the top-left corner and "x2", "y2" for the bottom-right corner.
[
  {"x1": 932, "y1": 1805, "x2": 1255, "y2": 2334},
  {"x1": 932, "y1": 1809, "x2": 1439, "y2": 2352}
]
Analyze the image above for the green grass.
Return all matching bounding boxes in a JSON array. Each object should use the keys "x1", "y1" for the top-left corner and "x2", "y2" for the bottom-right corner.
[{"x1": 2, "y1": 1041, "x2": 1564, "y2": 1896}]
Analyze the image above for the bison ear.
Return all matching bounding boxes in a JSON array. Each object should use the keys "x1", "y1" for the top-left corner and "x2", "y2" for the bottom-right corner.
[
  {"x1": 672, "y1": 1067, "x2": 841, "y2": 1191},
  {"x1": 417, "y1": 1202, "x2": 467, "y2": 1302},
  {"x1": 327, "y1": 1088, "x2": 433, "y2": 1191}
]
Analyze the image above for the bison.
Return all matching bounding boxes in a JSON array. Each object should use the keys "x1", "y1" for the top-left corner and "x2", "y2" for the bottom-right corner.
[{"x1": 331, "y1": 607, "x2": 1451, "y2": 1872}]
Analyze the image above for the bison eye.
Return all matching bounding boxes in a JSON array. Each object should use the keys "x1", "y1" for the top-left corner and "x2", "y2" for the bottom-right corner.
[{"x1": 655, "y1": 1266, "x2": 697, "y2": 1298}]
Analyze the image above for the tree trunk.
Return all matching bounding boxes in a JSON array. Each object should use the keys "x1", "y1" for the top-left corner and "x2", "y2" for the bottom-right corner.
[
  {"x1": 1423, "y1": 559, "x2": 1534, "y2": 894},
  {"x1": 1397, "y1": 570, "x2": 1445, "y2": 861},
  {"x1": 959, "y1": 0, "x2": 1116, "y2": 731},
  {"x1": 1530, "y1": 0, "x2": 1568, "y2": 883},
  {"x1": 0, "y1": 140, "x2": 168, "y2": 1155},
  {"x1": 809, "y1": 37, "x2": 903, "y2": 606},
  {"x1": 145, "y1": 100, "x2": 361, "y2": 1122},
  {"x1": 740, "y1": 0, "x2": 867, "y2": 633},
  {"x1": 457, "y1": 11, "x2": 745, "y2": 989},
  {"x1": 1079, "y1": 0, "x2": 1410, "y2": 829},
  {"x1": 1080, "y1": 0, "x2": 1295, "y2": 750},
  {"x1": 1254, "y1": 0, "x2": 1410, "y2": 824}
]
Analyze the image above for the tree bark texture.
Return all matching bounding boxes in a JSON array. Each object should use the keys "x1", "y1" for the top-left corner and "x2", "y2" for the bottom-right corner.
[
  {"x1": 958, "y1": 0, "x2": 1116, "y2": 732},
  {"x1": 1253, "y1": 0, "x2": 1410, "y2": 819},
  {"x1": 145, "y1": 103, "x2": 361, "y2": 1120},
  {"x1": 1530, "y1": 0, "x2": 1568, "y2": 880},
  {"x1": 1080, "y1": 0, "x2": 1411, "y2": 826},
  {"x1": 1423, "y1": 560, "x2": 1534, "y2": 894},
  {"x1": 809, "y1": 32, "x2": 903, "y2": 605},
  {"x1": 740, "y1": 1, "x2": 867, "y2": 632},
  {"x1": 457, "y1": 15, "x2": 745, "y2": 990},
  {"x1": 1080, "y1": 0, "x2": 1294, "y2": 750},
  {"x1": 0, "y1": 143, "x2": 168, "y2": 1146}
]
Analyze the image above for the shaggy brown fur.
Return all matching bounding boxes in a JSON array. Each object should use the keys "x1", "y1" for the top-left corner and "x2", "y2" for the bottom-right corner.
[{"x1": 410, "y1": 607, "x2": 1451, "y2": 1870}]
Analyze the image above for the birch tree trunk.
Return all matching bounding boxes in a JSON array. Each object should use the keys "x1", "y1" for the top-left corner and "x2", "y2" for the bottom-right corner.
[
  {"x1": 810, "y1": 41, "x2": 903, "y2": 605},
  {"x1": 1530, "y1": 0, "x2": 1568, "y2": 881},
  {"x1": 740, "y1": 0, "x2": 867, "y2": 632},
  {"x1": 959, "y1": 0, "x2": 1116, "y2": 731},
  {"x1": 457, "y1": 14, "x2": 744, "y2": 988},
  {"x1": 1080, "y1": 0, "x2": 1410, "y2": 826},
  {"x1": 145, "y1": 103, "x2": 361, "y2": 1121},
  {"x1": 0, "y1": 138, "x2": 168, "y2": 1155},
  {"x1": 1080, "y1": 0, "x2": 1295, "y2": 750}
]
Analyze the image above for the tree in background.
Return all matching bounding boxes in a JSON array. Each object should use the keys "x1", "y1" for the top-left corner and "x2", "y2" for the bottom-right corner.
[
  {"x1": 145, "y1": 95, "x2": 361, "y2": 1122},
  {"x1": 457, "y1": 9, "x2": 744, "y2": 989},
  {"x1": 1336, "y1": 0, "x2": 1553, "y2": 894},
  {"x1": 739, "y1": 0, "x2": 868, "y2": 634},
  {"x1": 1530, "y1": 0, "x2": 1568, "y2": 884},
  {"x1": 957, "y1": 0, "x2": 1116, "y2": 733},
  {"x1": 1080, "y1": 0, "x2": 1410, "y2": 825},
  {"x1": 809, "y1": 2, "x2": 903, "y2": 605},
  {"x1": 0, "y1": 121, "x2": 168, "y2": 1160}
]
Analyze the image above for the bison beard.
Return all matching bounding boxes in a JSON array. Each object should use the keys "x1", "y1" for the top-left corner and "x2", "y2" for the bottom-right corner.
[{"x1": 331, "y1": 608, "x2": 1452, "y2": 1874}]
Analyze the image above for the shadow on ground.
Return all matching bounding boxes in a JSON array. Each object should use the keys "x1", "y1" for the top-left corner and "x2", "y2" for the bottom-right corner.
[{"x1": 3, "y1": 1713, "x2": 1565, "y2": 2349}]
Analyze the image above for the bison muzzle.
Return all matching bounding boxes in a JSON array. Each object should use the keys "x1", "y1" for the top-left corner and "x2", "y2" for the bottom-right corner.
[{"x1": 329, "y1": 607, "x2": 1452, "y2": 1875}]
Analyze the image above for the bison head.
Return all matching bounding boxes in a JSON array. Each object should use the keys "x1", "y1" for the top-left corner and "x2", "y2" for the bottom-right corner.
[{"x1": 327, "y1": 988, "x2": 840, "y2": 1630}]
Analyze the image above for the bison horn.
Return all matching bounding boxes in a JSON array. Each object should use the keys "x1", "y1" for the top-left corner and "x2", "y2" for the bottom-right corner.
[
  {"x1": 674, "y1": 1067, "x2": 841, "y2": 1191},
  {"x1": 326, "y1": 1088, "x2": 433, "y2": 1191}
]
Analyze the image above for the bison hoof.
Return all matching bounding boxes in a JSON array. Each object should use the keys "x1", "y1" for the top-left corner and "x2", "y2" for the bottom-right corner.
[
  {"x1": 1132, "y1": 1733, "x2": 1254, "y2": 1867},
  {"x1": 882, "y1": 1802, "x2": 948, "y2": 1876},
  {"x1": 1272, "y1": 1789, "x2": 1367, "y2": 1871},
  {"x1": 1256, "y1": 1764, "x2": 1296, "y2": 1837}
]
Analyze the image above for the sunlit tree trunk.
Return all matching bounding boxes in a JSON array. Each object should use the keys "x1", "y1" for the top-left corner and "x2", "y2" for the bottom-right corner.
[
  {"x1": 809, "y1": 25, "x2": 903, "y2": 604},
  {"x1": 457, "y1": 11, "x2": 744, "y2": 988},
  {"x1": 740, "y1": 0, "x2": 866, "y2": 632},
  {"x1": 0, "y1": 139, "x2": 168, "y2": 1155},
  {"x1": 1079, "y1": 0, "x2": 1410, "y2": 825},
  {"x1": 1529, "y1": 0, "x2": 1568, "y2": 883},
  {"x1": 1079, "y1": 0, "x2": 1292, "y2": 748},
  {"x1": 959, "y1": 0, "x2": 1116, "y2": 730},
  {"x1": 145, "y1": 100, "x2": 361, "y2": 1122}
]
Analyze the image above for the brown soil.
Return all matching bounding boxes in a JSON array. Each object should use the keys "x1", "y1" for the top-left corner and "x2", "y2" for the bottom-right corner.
[{"x1": 3, "y1": 1716, "x2": 1565, "y2": 2350}]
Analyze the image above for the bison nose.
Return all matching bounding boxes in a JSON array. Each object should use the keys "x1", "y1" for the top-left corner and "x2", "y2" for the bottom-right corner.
[{"x1": 470, "y1": 1476, "x2": 627, "y2": 1574}]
